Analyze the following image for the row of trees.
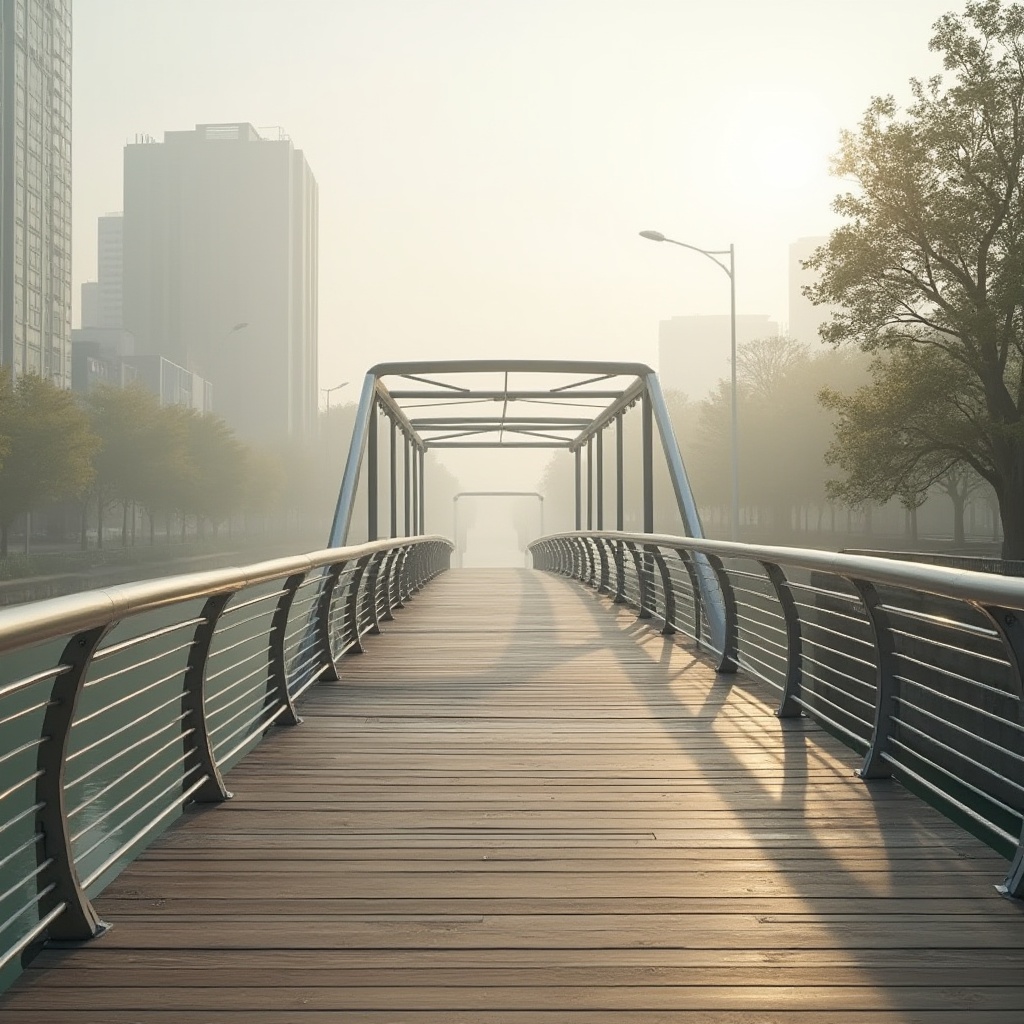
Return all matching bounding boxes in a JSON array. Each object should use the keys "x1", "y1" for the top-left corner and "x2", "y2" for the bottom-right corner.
[
  {"x1": 0, "y1": 368, "x2": 465, "y2": 560},
  {"x1": 0, "y1": 371, "x2": 274, "y2": 557}
]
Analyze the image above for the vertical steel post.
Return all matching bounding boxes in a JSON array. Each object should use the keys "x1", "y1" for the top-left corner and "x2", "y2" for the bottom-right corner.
[
  {"x1": 404, "y1": 436, "x2": 411, "y2": 537},
  {"x1": 367, "y1": 403, "x2": 378, "y2": 542},
  {"x1": 642, "y1": 390, "x2": 654, "y2": 534},
  {"x1": 411, "y1": 444, "x2": 419, "y2": 535},
  {"x1": 615, "y1": 412, "x2": 624, "y2": 530},
  {"x1": 586, "y1": 437, "x2": 593, "y2": 531},
  {"x1": 419, "y1": 448, "x2": 426, "y2": 535},
  {"x1": 389, "y1": 419, "x2": 398, "y2": 538},
  {"x1": 729, "y1": 242, "x2": 739, "y2": 541},
  {"x1": 596, "y1": 430, "x2": 604, "y2": 530},
  {"x1": 574, "y1": 448, "x2": 582, "y2": 531}
]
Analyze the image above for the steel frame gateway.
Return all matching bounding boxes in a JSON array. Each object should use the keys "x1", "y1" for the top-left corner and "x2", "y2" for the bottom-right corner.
[
  {"x1": 326, "y1": 360, "x2": 727, "y2": 645},
  {"x1": 327, "y1": 361, "x2": 705, "y2": 545}
]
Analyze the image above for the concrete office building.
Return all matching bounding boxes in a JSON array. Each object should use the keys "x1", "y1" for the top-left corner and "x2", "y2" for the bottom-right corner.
[
  {"x1": 789, "y1": 236, "x2": 838, "y2": 347},
  {"x1": 122, "y1": 123, "x2": 318, "y2": 440},
  {"x1": 80, "y1": 214, "x2": 123, "y2": 330},
  {"x1": 0, "y1": 0, "x2": 73, "y2": 385},
  {"x1": 658, "y1": 314, "x2": 779, "y2": 399}
]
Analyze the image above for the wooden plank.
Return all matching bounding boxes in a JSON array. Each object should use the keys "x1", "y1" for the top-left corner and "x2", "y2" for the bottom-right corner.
[{"x1": 5, "y1": 567, "x2": 1023, "y2": 1020}]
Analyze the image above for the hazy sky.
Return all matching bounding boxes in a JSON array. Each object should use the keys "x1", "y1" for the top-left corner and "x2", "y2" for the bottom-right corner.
[{"x1": 74, "y1": 0, "x2": 957, "y2": 404}]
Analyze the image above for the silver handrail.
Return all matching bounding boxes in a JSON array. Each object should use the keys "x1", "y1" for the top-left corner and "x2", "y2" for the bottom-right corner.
[
  {"x1": 530, "y1": 530, "x2": 1024, "y2": 897},
  {"x1": 0, "y1": 536, "x2": 453, "y2": 975}
]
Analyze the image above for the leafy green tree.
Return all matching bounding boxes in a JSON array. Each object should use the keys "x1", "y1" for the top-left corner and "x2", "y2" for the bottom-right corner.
[
  {"x1": 180, "y1": 411, "x2": 248, "y2": 536},
  {"x1": 0, "y1": 370, "x2": 98, "y2": 556},
  {"x1": 86, "y1": 383, "x2": 170, "y2": 547},
  {"x1": 806, "y1": 0, "x2": 1024, "y2": 556}
]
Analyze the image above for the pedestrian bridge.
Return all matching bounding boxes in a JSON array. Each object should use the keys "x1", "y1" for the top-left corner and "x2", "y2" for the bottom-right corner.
[{"x1": 1, "y1": 362, "x2": 1023, "y2": 1021}]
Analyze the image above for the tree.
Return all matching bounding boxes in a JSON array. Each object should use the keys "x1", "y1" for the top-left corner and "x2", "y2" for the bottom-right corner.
[
  {"x1": 85, "y1": 383, "x2": 167, "y2": 547},
  {"x1": 0, "y1": 370, "x2": 98, "y2": 556},
  {"x1": 806, "y1": 0, "x2": 1024, "y2": 557}
]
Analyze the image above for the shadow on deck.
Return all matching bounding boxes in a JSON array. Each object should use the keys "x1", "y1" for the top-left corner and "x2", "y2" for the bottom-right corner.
[{"x1": 4, "y1": 568, "x2": 1024, "y2": 1022}]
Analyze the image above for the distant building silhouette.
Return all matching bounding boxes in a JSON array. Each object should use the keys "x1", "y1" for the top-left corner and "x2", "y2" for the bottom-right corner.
[
  {"x1": 658, "y1": 314, "x2": 779, "y2": 399},
  {"x1": 122, "y1": 123, "x2": 318, "y2": 440},
  {"x1": 73, "y1": 212, "x2": 211, "y2": 412},
  {"x1": 788, "y1": 236, "x2": 838, "y2": 347},
  {"x1": 0, "y1": 0, "x2": 73, "y2": 385}
]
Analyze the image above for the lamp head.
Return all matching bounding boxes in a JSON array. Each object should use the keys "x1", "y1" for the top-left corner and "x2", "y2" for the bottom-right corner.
[{"x1": 639, "y1": 230, "x2": 666, "y2": 242}]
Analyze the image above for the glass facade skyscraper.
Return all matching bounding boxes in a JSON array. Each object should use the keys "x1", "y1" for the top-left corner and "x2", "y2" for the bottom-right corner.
[{"x1": 0, "y1": 0, "x2": 73, "y2": 386}]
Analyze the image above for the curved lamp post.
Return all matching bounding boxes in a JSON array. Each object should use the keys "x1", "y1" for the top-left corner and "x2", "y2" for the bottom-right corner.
[{"x1": 640, "y1": 229, "x2": 738, "y2": 540}]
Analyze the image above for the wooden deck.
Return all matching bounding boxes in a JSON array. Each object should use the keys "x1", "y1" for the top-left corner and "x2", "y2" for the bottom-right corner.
[{"x1": 5, "y1": 568, "x2": 1024, "y2": 1021}]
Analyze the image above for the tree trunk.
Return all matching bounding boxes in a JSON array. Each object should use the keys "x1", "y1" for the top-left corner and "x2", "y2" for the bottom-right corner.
[
  {"x1": 0, "y1": 523, "x2": 7, "y2": 558},
  {"x1": 80, "y1": 501, "x2": 88, "y2": 551},
  {"x1": 997, "y1": 475, "x2": 1024, "y2": 559},
  {"x1": 97, "y1": 488, "x2": 104, "y2": 550},
  {"x1": 122, "y1": 501, "x2": 129, "y2": 547},
  {"x1": 952, "y1": 494, "x2": 966, "y2": 546}
]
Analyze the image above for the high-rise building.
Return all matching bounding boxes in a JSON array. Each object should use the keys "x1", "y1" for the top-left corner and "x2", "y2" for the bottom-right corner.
[
  {"x1": 0, "y1": 0, "x2": 73, "y2": 385},
  {"x1": 789, "y1": 236, "x2": 838, "y2": 346},
  {"x1": 658, "y1": 314, "x2": 779, "y2": 399},
  {"x1": 122, "y1": 123, "x2": 318, "y2": 440},
  {"x1": 80, "y1": 214, "x2": 123, "y2": 329}
]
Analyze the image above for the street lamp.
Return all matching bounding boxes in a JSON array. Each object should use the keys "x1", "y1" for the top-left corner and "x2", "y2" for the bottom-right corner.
[
  {"x1": 321, "y1": 382, "x2": 349, "y2": 465},
  {"x1": 640, "y1": 229, "x2": 739, "y2": 540},
  {"x1": 321, "y1": 381, "x2": 349, "y2": 412}
]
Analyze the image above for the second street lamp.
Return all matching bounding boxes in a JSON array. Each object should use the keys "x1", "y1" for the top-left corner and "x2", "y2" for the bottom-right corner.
[{"x1": 640, "y1": 229, "x2": 739, "y2": 540}]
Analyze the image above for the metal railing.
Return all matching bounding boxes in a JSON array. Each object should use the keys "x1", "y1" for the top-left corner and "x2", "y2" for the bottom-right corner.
[
  {"x1": 0, "y1": 536, "x2": 452, "y2": 974},
  {"x1": 530, "y1": 531, "x2": 1024, "y2": 896}
]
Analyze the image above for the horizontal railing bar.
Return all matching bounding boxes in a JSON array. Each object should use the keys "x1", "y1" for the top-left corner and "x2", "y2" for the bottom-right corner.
[
  {"x1": 211, "y1": 608, "x2": 278, "y2": 637},
  {"x1": 70, "y1": 741, "x2": 196, "y2": 846},
  {"x1": 206, "y1": 677, "x2": 270, "y2": 729},
  {"x1": 887, "y1": 627, "x2": 1009, "y2": 669},
  {"x1": 798, "y1": 651, "x2": 875, "y2": 697},
  {"x1": 890, "y1": 651, "x2": 1015, "y2": 700},
  {"x1": 790, "y1": 696, "x2": 871, "y2": 750},
  {"x1": 66, "y1": 691, "x2": 188, "y2": 772},
  {"x1": 880, "y1": 753, "x2": 1015, "y2": 847},
  {"x1": 891, "y1": 694, "x2": 1024, "y2": 773},
  {"x1": 85, "y1": 641, "x2": 193, "y2": 690},
  {"x1": 794, "y1": 668, "x2": 875, "y2": 720},
  {"x1": 878, "y1": 602, "x2": 1000, "y2": 639},
  {"x1": 0, "y1": 862, "x2": 51, "y2": 911},
  {"x1": 889, "y1": 715, "x2": 1024, "y2": 797},
  {"x1": 80, "y1": 774, "x2": 209, "y2": 891},
  {"x1": 0, "y1": 736, "x2": 48, "y2": 770},
  {"x1": 0, "y1": 896, "x2": 63, "y2": 975},
  {"x1": 0, "y1": 832, "x2": 43, "y2": 876},
  {"x1": 0, "y1": 698, "x2": 57, "y2": 731},
  {"x1": 884, "y1": 743, "x2": 1022, "y2": 840},
  {"x1": 218, "y1": 587, "x2": 288, "y2": 615},
  {"x1": 895, "y1": 675, "x2": 1024, "y2": 732},
  {"x1": 93, "y1": 619, "x2": 205, "y2": 662},
  {"x1": 205, "y1": 646, "x2": 267, "y2": 685},
  {"x1": 67, "y1": 722, "x2": 193, "y2": 821},
  {"x1": 74, "y1": 667, "x2": 184, "y2": 729},
  {"x1": 212, "y1": 701, "x2": 287, "y2": 759},
  {"x1": 0, "y1": 665, "x2": 70, "y2": 703},
  {"x1": 0, "y1": 801, "x2": 45, "y2": 840}
]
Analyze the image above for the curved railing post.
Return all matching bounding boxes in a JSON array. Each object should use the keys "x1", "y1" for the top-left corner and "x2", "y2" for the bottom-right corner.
[
  {"x1": 675, "y1": 548, "x2": 703, "y2": 647},
  {"x1": 596, "y1": 538, "x2": 611, "y2": 594},
  {"x1": 363, "y1": 551, "x2": 386, "y2": 635},
  {"x1": 183, "y1": 592, "x2": 236, "y2": 802},
  {"x1": 35, "y1": 626, "x2": 111, "y2": 942},
  {"x1": 379, "y1": 550, "x2": 399, "y2": 622},
  {"x1": 761, "y1": 561, "x2": 803, "y2": 719},
  {"x1": 705, "y1": 554, "x2": 738, "y2": 673},
  {"x1": 849, "y1": 578, "x2": 897, "y2": 780},
  {"x1": 315, "y1": 563, "x2": 346, "y2": 681},
  {"x1": 625, "y1": 541, "x2": 652, "y2": 619},
  {"x1": 266, "y1": 572, "x2": 307, "y2": 727},
  {"x1": 343, "y1": 555, "x2": 372, "y2": 655},
  {"x1": 613, "y1": 539, "x2": 627, "y2": 603},
  {"x1": 647, "y1": 544, "x2": 676, "y2": 635},
  {"x1": 583, "y1": 538, "x2": 597, "y2": 588},
  {"x1": 975, "y1": 602, "x2": 1024, "y2": 897}
]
